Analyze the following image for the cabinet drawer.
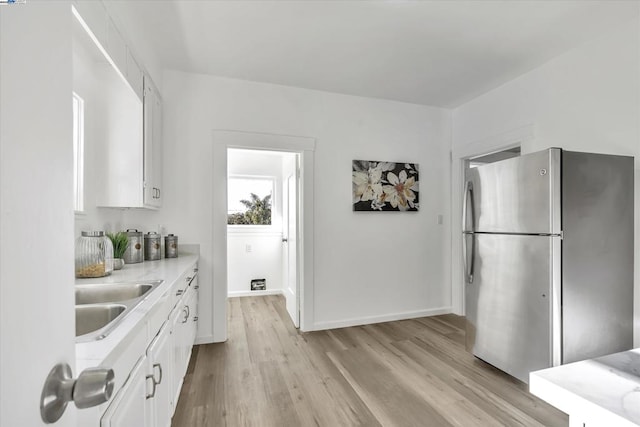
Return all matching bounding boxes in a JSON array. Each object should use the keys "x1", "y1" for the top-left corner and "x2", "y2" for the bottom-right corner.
[{"x1": 171, "y1": 264, "x2": 197, "y2": 308}]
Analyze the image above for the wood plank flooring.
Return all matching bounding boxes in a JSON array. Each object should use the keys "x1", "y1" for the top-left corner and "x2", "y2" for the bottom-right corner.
[{"x1": 172, "y1": 295, "x2": 568, "y2": 426}]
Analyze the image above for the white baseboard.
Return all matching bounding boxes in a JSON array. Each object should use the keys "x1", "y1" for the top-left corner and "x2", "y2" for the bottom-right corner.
[
  {"x1": 228, "y1": 289, "x2": 284, "y2": 298},
  {"x1": 312, "y1": 306, "x2": 453, "y2": 331}
]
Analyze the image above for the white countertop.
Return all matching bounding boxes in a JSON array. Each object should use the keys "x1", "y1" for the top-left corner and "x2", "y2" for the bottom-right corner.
[
  {"x1": 530, "y1": 348, "x2": 640, "y2": 427},
  {"x1": 75, "y1": 251, "x2": 199, "y2": 369}
]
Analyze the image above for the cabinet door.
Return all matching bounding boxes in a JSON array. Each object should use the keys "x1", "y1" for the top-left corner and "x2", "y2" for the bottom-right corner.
[
  {"x1": 101, "y1": 356, "x2": 152, "y2": 427},
  {"x1": 143, "y1": 78, "x2": 155, "y2": 207},
  {"x1": 126, "y1": 48, "x2": 144, "y2": 100},
  {"x1": 147, "y1": 322, "x2": 172, "y2": 427},
  {"x1": 72, "y1": 1, "x2": 108, "y2": 48},
  {"x1": 169, "y1": 304, "x2": 185, "y2": 414},
  {"x1": 178, "y1": 296, "x2": 192, "y2": 381},
  {"x1": 186, "y1": 282, "x2": 198, "y2": 348},
  {"x1": 152, "y1": 88, "x2": 163, "y2": 206},
  {"x1": 106, "y1": 18, "x2": 127, "y2": 74},
  {"x1": 190, "y1": 274, "x2": 199, "y2": 344},
  {"x1": 143, "y1": 77, "x2": 163, "y2": 208}
]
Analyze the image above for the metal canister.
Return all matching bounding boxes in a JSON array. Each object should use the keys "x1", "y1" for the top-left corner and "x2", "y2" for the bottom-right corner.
[
  {"x1": 144, "y1": 232, "x2": 161, "y2": 261},
  {"x1": 165, "y1": 234, "x2": 178, "y2": 258},
  {"x1": 123, "y1": 229, "x2": 143, "y2": 264}
]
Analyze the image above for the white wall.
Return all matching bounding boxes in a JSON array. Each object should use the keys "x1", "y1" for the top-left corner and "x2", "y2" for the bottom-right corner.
[
  {"x1": 227, "y1": 232, "x2": 283, "y2": 296},
  {"x1": 452, "y1": 17, "x2": 640, "y2": 344},
  {"x1": 227, "y1": 149, "x2": 287, "y2": 296},
  {"x1": 154, "y1": 71, "x2": 452, "y2": 339}
]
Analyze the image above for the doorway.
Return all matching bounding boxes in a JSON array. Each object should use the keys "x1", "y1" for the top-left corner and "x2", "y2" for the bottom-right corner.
[
  {"x1": 226, "y1": 148, "x2": 300, "y2": 328},
  {"x1": 211, "y1": 130, "x2": 315, "y2": 341},
  {"x1": 466, "y1": 146, "x2": 521, "y2": 168},
  {"x1": 284, "y1": 168, "x2": 299, "y2": 327}
]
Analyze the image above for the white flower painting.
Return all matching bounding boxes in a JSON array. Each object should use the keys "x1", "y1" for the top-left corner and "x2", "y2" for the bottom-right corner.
[{"x1": 352, "y1": 160, "x2": 419, "y2": 211}]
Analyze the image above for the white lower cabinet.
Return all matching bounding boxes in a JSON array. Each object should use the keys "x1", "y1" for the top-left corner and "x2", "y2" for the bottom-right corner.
[
  {"x1": 98, "y1": 262, "x2": 199, "y2": 427},
  {"x1": 188, "y1": 274, "x2": 199, "y2": 348},
  {"x1": 146, "y1": 321, "x2": 172, "y2": 427},
  {"x1": 100, "y1": 356, "x2": 152, "y2": 427},
  {"x1": 169, "y1": 299, "x2": 186, "y2": 414}
]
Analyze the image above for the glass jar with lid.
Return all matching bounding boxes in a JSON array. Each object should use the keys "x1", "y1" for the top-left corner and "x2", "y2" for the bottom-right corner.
[{"x1": 75, "y1": 231, "x2": 114, "y2": 278}]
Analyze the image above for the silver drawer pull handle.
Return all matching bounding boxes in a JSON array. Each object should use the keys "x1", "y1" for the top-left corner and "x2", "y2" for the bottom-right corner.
[
  {"x1": 186, "y1": 276, "x2": 192, "y2": 282},
  {"x1": 194, "y1": 285, "x2": 199, "y2": 290},
  {"x1": 194, "y1": 316, "x2": 198, "y2": 322},
  {"x1": 41, "y1": 364, "x2": 115, "y2": 423},
  {"x1": 153, "y1": 363, "x2": 163, "y2": 385},
  {"x1": 145, "y1": 375, "x2": 157, "y2": 399},
  {"x1": 176, "y1": 289, "x2": 184, "y2": 296}
]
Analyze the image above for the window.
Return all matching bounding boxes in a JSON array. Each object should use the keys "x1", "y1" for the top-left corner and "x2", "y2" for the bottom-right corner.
[
  {"x1": 227, "y1": 176, "x2": 274, "y2": 225},
  {"x1": 72, "y1": 93, "x2": 85, "y2": 212}
]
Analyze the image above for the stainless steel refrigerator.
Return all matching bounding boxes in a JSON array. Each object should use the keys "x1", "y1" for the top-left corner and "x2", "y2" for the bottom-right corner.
[{"x1": 463, "y1": 148, "x2": 634, "y2": 383}]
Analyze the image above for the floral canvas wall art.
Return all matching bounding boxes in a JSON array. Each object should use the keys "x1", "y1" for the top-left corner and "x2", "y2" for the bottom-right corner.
[{"x1": 352, "y1": 160, "x2": 419, "y2": 211}]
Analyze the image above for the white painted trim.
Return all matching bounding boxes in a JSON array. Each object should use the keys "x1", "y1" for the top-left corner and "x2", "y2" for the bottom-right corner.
[
  {"x1": 214, "y1": 129, "x2": 316, "y2": 152},
  {"x1": 228, "y1": 289, "x2": 284, "y2": 298},
  {"x1": 452, "y1": 123, "x2": 535, "y2": 159},
  {"x1": 227, "y1": 230, "x2": 283, "y2": 237},
  {"x1": 212, "y1": 129, "x2": 316, "y2": 343},
  {"x1": 312, "y1": 307, "x2": 452, "y2": 331}
]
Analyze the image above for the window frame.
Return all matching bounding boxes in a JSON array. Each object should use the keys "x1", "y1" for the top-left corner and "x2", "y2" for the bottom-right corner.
[{"x1": 227, "y1": 174, "x2": 276, "y2": 231}]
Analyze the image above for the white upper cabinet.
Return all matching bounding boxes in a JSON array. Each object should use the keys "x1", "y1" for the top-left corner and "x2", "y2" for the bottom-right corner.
[
  {"x1": 106, "y1": 18, "x2": 127, "y2": 76},
  {"x1": 144, "y1": 77, "x2": 163, "y2": 208},
  {"x1": 73, "y1": 2, "x2": 162, "y2": 209},
  {"x1": 126, "y1": 49, "x2": 144, "y2": 100},
  {"x1": 73, "y1": 1, "x2": 107, "y2": 45}
]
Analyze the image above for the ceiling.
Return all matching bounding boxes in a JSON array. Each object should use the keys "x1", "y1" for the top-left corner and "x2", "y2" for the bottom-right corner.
[{"x1": 105, "y1": 0, "x2": 639, "y2": 108}]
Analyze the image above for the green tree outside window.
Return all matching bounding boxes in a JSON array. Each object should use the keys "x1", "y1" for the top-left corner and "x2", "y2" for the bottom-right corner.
[{"x1": 227, "y1": 193, "x2": 272, "y2": 225}]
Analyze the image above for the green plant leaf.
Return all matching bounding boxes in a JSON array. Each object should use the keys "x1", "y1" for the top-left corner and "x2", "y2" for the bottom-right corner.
[{"x1": 106, "y1": 231, "x2": 130, "y2": 259}]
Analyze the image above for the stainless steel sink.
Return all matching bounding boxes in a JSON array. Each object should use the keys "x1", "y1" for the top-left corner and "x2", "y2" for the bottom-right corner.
[
  {"x1": 75, "y1": 280, "x2": 163, "y2": 342},
  {"x1": 76, "y1": 304, "x2": 126, "y2": 338},
  {"x1": 76, "y1": 283, "x2": 154, "y2": 305}
]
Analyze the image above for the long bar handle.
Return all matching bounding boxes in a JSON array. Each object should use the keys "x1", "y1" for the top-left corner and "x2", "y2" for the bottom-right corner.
[
  {"x1": 462, "y1": 180, "x2": 473, "y2": 233},
  {"x1": 462, "y1": 181, "x2": 475, "y2": 284}
]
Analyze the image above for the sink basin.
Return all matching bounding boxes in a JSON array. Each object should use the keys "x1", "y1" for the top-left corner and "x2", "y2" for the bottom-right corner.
[
  {"x1": 75, "y1": 280, "x2": 163, "y2": 342},
  {"x1": 76, "y1": 283, "x2": 154, "y2": 305},
  {"x1": 76, "y1": 304, "x2": 126, "y2": 338}
]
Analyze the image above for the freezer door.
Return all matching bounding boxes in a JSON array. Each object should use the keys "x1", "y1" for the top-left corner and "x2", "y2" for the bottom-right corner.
[
  {"x1": 464, "y1": 148, "x2": 561, "y2": 234},
  {"x1": 465, "y1": 233, "x2": 558, "y2": 383}
]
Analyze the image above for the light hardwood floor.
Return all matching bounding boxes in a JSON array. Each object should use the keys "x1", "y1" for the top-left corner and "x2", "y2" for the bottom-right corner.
[{"x1": 172, "y1": 295, "x2": 568, "y2": 426}]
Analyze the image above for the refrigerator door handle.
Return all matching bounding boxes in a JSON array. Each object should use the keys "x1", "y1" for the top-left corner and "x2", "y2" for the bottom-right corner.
[
  {"x1": 462, "y1": 180, "x2": 473, "y2": 233},
  {"x1": 463, "y1": 233, "x2": 475, "y2": 284},
  {"x1": 462, "y1": 181, "x2": 475, "y2": 283}
]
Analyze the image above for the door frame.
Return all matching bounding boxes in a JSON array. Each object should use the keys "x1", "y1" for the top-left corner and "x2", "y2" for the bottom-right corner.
[
  {"x1": 212, "y1": 130, "x2": 315, "y2": 340},
  {"x1": 284, "y1": 167, "x2": 300, "y2": 327},
  {"x1": 451, "y1": 124, "x2": 533, "y2": 316}
]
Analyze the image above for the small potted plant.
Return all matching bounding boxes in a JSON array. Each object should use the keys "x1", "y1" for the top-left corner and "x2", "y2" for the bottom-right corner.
[{"x1": 107, "y1": 231, "x2": 129, "y2": 270}]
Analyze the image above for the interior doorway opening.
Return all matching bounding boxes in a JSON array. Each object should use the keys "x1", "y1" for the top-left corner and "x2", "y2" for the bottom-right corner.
[
  {"x1": 467, "y1": 146, "x2": 521, "y2": 168},
  {"x1": 226, "y1": 148, "x2": 300, "y2": 328}
]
